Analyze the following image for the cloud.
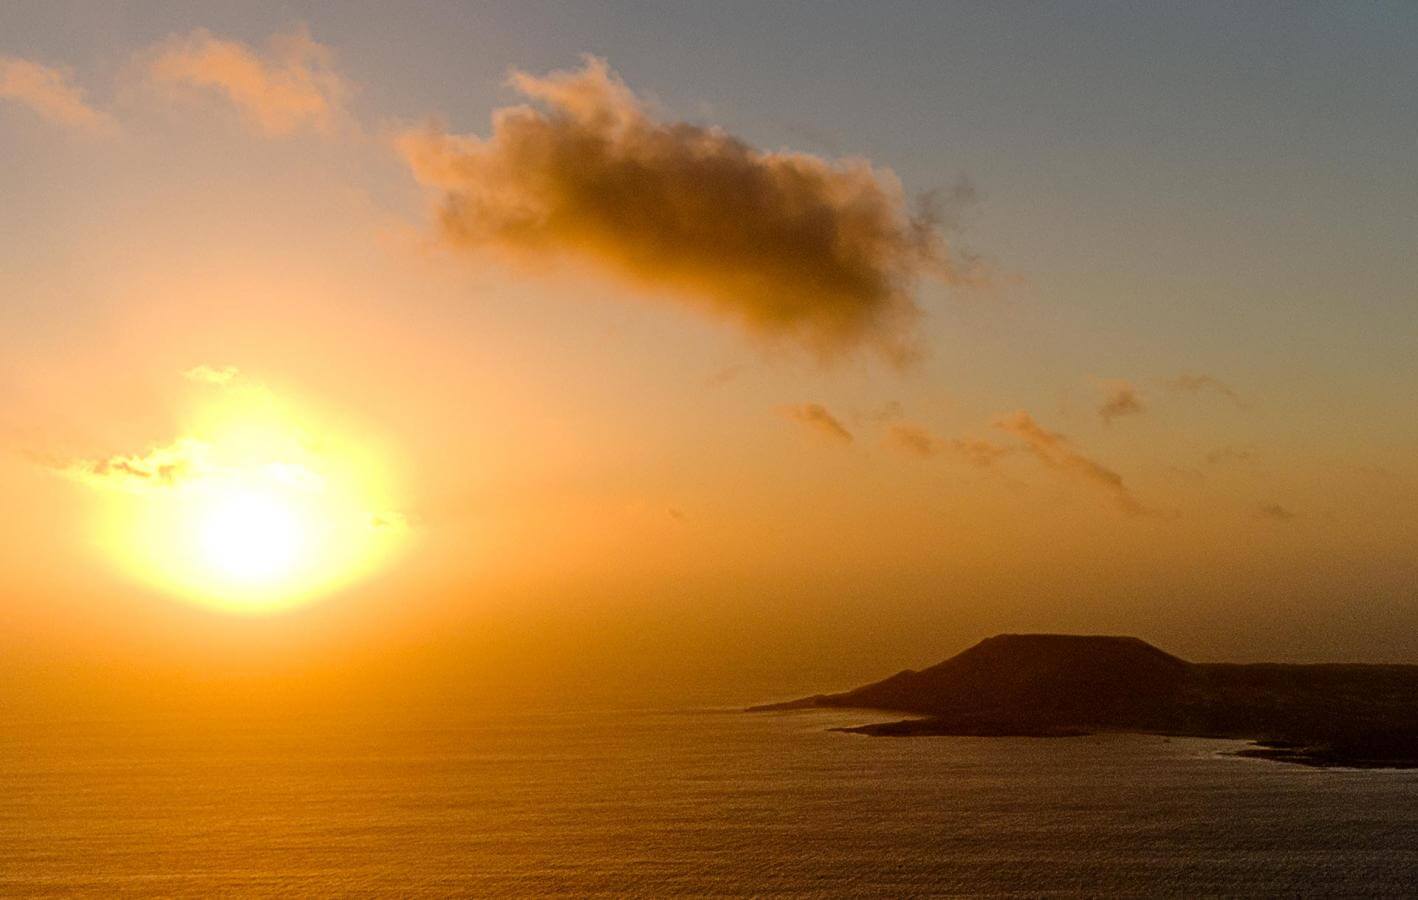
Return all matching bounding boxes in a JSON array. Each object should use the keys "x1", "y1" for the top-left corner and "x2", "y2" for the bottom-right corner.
[
  {"x1": 55, "y1": 438, "x2": 210, "y2": 492},
  {"x1": 183, "y1": 363, "x2": 239, "y2": 386},
  {"x1": 398, "y1": 56, "x2": 976, "y2": 361},
  {"x1": 146, "y1": 27, "x2": 347, "y2": 136},
  {"x1": 949, "y1": 436, "x2": 1014, "y2": 468},
  {"x1": 1166, "y1": 373, "x2": 1246, "y2": 408},
  {"x1": 781, "y1": 403, "x2": 854, "y2": 444},
  {"x1": 52, "y1": 435, "x2": 322, "y2": 495},
  {"x1": 0, "y1": 56, "x2": 115, "y2": 134},
  {"x1": 885, "y1": 422, "x2": 1012, "y2": 467},
  {"x1": 1098, "y1": 382, "x2": 1144, "y2": 423},
  {"x1": 51, "y1": 428, "x2": 330, "y2": 498},
  {"x1": 993, "y1": 410, "x2": 1150, "y2": 516},
  {"x1": 1257, "y1": 503, "x2": 1297, "y2": 521},
  {"x1": 886, "y1": 423, "x2": 940, "y2": 458}
]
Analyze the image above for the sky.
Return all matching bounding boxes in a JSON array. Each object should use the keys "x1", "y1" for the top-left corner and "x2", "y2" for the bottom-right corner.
[{"x1": 1, "y1": 2, "x2": 1415, "y2": 712}]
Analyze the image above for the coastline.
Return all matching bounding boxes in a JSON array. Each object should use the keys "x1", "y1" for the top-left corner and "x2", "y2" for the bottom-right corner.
[{"x1": 810, "y1": 715, "x2": 1418, "y2": 769}]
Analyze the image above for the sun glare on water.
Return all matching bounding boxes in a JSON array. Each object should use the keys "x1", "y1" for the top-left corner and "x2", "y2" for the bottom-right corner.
[{"x1": 85, "y1": 378, "x2": 406, "y2": 614}]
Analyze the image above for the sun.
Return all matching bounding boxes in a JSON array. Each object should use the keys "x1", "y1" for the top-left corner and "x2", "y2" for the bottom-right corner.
[
  {"x1": 196, "y1": 486, "x2": 307, "y2": 585},
  {"x1": 88, "y1": 378, "x2": 407, "y2": 614}
]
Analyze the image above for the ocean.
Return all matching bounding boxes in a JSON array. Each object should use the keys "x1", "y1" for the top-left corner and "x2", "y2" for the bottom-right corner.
[{"x1": 4, "y1": 705, "x2": 1418, "y2": 896}]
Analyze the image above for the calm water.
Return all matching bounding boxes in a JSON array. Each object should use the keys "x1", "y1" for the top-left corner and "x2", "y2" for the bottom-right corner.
[{"x1": 4, "y1": 705, "x2": 1418, "y2": 896}]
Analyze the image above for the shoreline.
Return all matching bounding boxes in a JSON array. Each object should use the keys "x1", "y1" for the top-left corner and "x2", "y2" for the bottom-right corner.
[{"x1": 819, "y1": 716, "x2": 1418, "y2": 769}]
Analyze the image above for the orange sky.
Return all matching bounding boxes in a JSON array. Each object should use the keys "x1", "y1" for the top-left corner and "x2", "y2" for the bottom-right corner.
[{"x1": 2, "y1": 9, "x2": 1416, "y2": 713}]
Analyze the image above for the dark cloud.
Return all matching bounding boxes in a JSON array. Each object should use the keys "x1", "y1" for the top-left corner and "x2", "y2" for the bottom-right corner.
[
  {"x1": 1098, "y1": 382, "x2": 1145, "y2": 423},
  {"x1": 398, "y1": 56, "x2": 977, "y2": 361},
  {"x1": 994, "y1": 411, "x2": 1151, "y2": 516},
  {"x1": 781, "y1": 403, "x2": 854, "y2": 444}
]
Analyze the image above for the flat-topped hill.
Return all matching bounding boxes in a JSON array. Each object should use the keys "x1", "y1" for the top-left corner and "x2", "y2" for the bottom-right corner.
[
  {"x1": 831, "y1": 634, "x2": 1188, "y2": 726},
  {"x1": 750, "y1": 634, "x2": 1418, "y2": 767}
]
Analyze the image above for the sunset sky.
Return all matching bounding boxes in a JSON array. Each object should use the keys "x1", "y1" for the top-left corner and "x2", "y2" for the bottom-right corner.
[{"x1": 3, "y1": 3, "x2": 1416, "y2": 711}]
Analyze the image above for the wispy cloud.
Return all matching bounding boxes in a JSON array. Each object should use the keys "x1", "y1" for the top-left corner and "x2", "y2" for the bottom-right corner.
[
  {"x1": 1098, "y1": 381, "x2": 1144, "y2": 423},
  {"x1": 781, "y1": 403, "x2": 854, "y2": 444},
  {"x1": 994, "y1": 410, "x2": 1151, "y2": 516},
  {"x1": 0, "y1": 56, "x2": 115, "y2": 134},
  {"x1": 884, "y1": 422, "x2": 1012, "y2": 467},
  {"x1": 146, "y1": 26, "x2": 348, "y2": 136},
  {"x1": 950, "y1": 436, "x2": 1015, "y2": 468},
  {"x1": 885, "y1": 423, "x2": 940, "y2": 458},
  {"x1": 45, "y1": 437, "x2": 329, "y2": 496},
  {"x1": 398, "y1": 56, "x2": 978, "y2": 361},
  {"x1": 52, "y1": 438, "x2": 210, "y2": 492}
]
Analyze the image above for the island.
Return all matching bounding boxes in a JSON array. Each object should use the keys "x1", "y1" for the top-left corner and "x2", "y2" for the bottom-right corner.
[{"x1": 749, "y1": 634, "x2": 1418, "y2": 768}]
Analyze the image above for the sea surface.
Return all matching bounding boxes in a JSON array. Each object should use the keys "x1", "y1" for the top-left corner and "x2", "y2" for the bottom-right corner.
[{"x1": 4, "y1": 705, "x2": 1418, "y2": 896}]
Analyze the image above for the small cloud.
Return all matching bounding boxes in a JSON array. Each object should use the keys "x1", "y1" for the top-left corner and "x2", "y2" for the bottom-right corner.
[
  {"x1": 1166, "y1": 373, "x2": 1247, "y2": 408},
  {"x1": 1257, "y1": 503, "x2": 1297, "y2": 521},
  {"x1": 146, "y1": 26, "x2": 348, "y2": 136},
  {"x1": 397, "y1": 55, "x2": 981, "y2": 362},
  {"x1": 781, "y1": 403, "x2": 854, "y2": 444},
  {"x1": 667, "y1": 507, "x2": 687, "y2": 522},
  {"x1": 52, "y1": 438, "x2": 211, "y2": 492},
  {"x1": 1098, "y1": 381, "x2": 1145, "y2": 424},
  {"x1": 183, "y1": 364, "x2": 239, "y2": 386},
  {"x1": 885, "y1": 423, "x2": 940, "y2": 458},
  {"x1": 949, "y1": 436, "x2": 1014, "y2": 468},
  {"x1": 0, "y1": 56, "x2": 116, "y2": 134},
  {"x1": 885, "y1": 423, "x2": 1013, "y2": 467},
  {"x1": 994, "y1": 410, "x2": 1152, "y2": 516}
]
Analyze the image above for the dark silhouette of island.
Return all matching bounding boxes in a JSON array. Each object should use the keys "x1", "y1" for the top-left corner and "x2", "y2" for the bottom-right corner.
[{"x1": 750, "y1": 634, "x2": 1418, "y2": 768}]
